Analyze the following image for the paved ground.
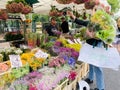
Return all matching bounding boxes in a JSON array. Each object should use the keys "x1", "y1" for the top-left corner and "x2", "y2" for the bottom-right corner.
[
  {"x1": 89, "y1": 68, "x2": 120, "y2": 90},
  {"x1": 103, "y1": 68, "x2": 120, "y2": 90}
]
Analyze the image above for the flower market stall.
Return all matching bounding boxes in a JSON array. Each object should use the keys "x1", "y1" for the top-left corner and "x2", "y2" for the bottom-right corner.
[{"x1": 0, "y1": 0, "x2": 120, "y2": 90}]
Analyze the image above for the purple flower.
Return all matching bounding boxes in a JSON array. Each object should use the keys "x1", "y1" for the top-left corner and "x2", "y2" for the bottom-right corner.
[
  {"x1": 71, "y1": 51, "x2": 79, "y2": 59},
  {"x1": 54, "y1": 41, "x2": 62, "y2": 47},
  {"x1": 68, "y1": 57, "x2": 75, "y2": 67}
]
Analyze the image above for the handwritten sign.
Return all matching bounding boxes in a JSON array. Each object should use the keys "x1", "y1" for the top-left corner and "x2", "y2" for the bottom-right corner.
[
  {"x1": 35, "y1": 50, "x2": 49, "y2": 59},
  {"x1": 9, "y1": 55, "x2": 22, "y2": 68}
]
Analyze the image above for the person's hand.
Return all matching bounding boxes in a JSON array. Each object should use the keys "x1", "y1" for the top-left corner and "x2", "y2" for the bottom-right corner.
[
  {"x1": 67, "y1": 11, "x2": 76, "y2": 20},
  {"x1": 86, "y1": 29, "x2": 95, "y2": 38}
]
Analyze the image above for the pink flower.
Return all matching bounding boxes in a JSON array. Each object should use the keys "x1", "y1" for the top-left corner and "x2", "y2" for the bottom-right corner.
[{"x1": 68, "y1": 71, "x2": 77, "y2": 81}]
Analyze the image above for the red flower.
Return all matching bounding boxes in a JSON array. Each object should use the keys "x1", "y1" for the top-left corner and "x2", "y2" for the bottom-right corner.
[{"x1": 68, "y1": 71, "x2": 77, "y2": 80}]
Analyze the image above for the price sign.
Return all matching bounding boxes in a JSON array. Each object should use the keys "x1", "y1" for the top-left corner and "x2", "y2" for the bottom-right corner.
[
  {"x1": 20, "y1": 14, "x2": 26, "y2": 21},
  {"x1": 35, "y1": 50, "x2": 49, "y2": 59},
  {"x1": 9, "y1": 55, "x2": 22, "y2": 68}
]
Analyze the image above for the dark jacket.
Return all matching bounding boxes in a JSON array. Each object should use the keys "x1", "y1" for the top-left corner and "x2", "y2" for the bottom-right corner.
[
  {"x1": 61, "y1": 21, "x2": 69, "y2": 33},
  {"x1": 74, "y1": 18, "x2": 103, "y2": 46},
  {"x1": 46, "y1": 24, "x2": 58, "y2": 36}
]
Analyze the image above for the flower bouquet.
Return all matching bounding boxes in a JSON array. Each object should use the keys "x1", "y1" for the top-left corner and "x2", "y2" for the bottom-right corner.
[
  {"x1": 56, "y1": 0, "x2": 73, "y2": 4},
  {"x1": 90, "y1": 10, "x2": 116, "y2": 44}
]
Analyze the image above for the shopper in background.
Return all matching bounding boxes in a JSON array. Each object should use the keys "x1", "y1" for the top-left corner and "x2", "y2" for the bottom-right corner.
[
  {"x1": 60, "y1": 16, "x2": 69, "y2": 34},
  {"x1": 67, "y1": 11, "x2": 105, "y2": 90},
  {"x1": 45, "y1": 17, "x2": 60, "y2": 36}
]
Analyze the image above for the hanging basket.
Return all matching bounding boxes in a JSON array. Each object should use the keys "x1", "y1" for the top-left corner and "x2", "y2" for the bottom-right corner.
[
  {"x1": 56, "y1": 0, "x2": 73, "y2": 4},
  {"x1": 73, "y1": 0, "x2": 85, "y2": 4},
  {"x1": 84, "y1": 0, "x2": 96, "y2": 9},
  {"x1": 21, "y1": 5, "x2": 32, "y2": 14}
]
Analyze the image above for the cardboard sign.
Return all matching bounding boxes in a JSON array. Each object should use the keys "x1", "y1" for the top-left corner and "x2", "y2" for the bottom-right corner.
[
  {"x1": 9, "y1": 55, "x2": 22, "y2": 68},
  {"x1": 20, "y1": 14, "x2": 26, "y2": 21},
  {"x1": 35, "y1": 50, "x2": 49, "y2": 59}
]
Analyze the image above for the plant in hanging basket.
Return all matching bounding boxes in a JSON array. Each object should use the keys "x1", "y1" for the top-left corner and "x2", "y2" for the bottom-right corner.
[
  {"x1": 49, "y1": 5, "x2": 62, "y2": 16},
  {"x1": 73, "y1": 0, "x2": 85, "y2": 4},
  {"x1": 6, "y1": 0, "x2": 32, "y2": 14},
  {"x1": 21, "y1": 5, "x2": 32, "y2": 14},
  {"x1": 84, "y1": 0, "x2": 96, "y2": 9},
  {"x1": 56, "y1": 0, "x2": 73, "y2": 4}
]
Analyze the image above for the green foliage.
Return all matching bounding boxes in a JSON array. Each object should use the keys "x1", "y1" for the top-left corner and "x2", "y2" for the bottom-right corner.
[
  {"x1": 4, "y1": 32, "x2": 23, "y2": 41},
  {"x1": 107, "y1": 0, "x2": 120, "y2": 12},
  {"x1": 32, "y1": 13, "x2": 39, "y2": 22},
  {"x1": 7, "y1": 0, "x2": 27, "y2": 5}
]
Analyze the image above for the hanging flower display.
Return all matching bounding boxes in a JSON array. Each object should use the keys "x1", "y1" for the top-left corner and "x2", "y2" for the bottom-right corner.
[
  {"x1": 6, "y1": 0, "x2": 32, "y2": 14},
  {"x1": 56, "y1": 0, "x2": 73, "y2": 4},
  {"x1": 0, "y1": 9, "x2": 8, "y2": 20},
  {"x1": 21, "y1": 5, "x2": 32, "y2": 14},
  {"x1": 73, "y1": 0, "x2": 85, "y2": 4},
  {"x1": 84, "y1": 0, "x2": 97, "y2": 9},
  {"x1": 49, "y1": 6, "x2": 62, "y2": 17}
]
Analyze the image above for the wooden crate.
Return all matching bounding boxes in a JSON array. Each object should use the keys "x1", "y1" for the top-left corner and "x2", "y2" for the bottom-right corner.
[
  {"x1": 54, "y1": 79, "x2": 69, "y2": 90},
  {"x1": 54, "y1": 62, "x2": 89, "y2": 90}
]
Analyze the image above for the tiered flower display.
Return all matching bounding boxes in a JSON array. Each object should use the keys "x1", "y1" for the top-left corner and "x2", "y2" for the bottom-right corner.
[
  {"x1": 0, "y1": 9, "x2": 8, "y2": 20},
  {"x1": 90, "y1": 10, "x2": 116, "y2": 44},
  {"x1": 6, "y1": 0, "x2": 32, "y2": 14}
]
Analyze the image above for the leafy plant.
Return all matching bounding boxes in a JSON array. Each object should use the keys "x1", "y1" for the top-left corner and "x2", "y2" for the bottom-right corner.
[
  {"x1": 4, "y1": 32, "x2": 23, "y2": 41},
  {"x1": 107, "y1": 0, "x2": 120, "y2": 13}
]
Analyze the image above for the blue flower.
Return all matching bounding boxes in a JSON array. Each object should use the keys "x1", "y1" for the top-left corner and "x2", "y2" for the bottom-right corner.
[{"x1": 68, "y1": 57, "x2": 75, "y2": 67}]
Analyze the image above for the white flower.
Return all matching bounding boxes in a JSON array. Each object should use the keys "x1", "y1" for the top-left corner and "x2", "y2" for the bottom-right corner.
[{"x1": 15, "y1": 49, "x2": 23, "y2": 55}]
